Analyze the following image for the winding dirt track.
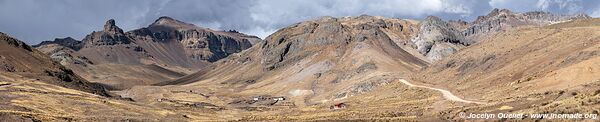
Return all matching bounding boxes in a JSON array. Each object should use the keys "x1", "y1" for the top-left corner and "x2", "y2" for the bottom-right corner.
[{"x1": 399, "y1": 79, "x2": 485, "y2": 104}]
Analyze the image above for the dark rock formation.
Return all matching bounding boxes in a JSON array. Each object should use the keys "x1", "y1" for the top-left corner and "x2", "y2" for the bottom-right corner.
[
  {"x1": 133, "y1": 16, "x2": 255, "y2": 62},
  {"x1": 82, "y1": 19, "x2": 132, "y2": 47},
  {"x1": 33, "y1": 37, "x2": 83, "y2": 50}
]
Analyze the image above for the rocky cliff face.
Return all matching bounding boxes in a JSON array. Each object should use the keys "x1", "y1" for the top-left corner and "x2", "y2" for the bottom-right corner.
[
  {"x1": 137, "y1": 16, "x2": 255, "y2": 62},
  {"x1": 82, "y1": 19, "x2": 132, "y2": 47},
  {"x1": 411, "y1": 16, "x2": 469, "y2": 62}
]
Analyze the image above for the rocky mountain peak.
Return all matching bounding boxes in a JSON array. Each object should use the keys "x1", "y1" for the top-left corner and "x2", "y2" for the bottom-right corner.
[
  {"x1": 488, "y1": 8, "x2": 512, "y2": 16},
  {"x1": 423, "y1": 16, "x2": 448, "y2": 26},
  {"x1": 474, "y1": 8, "x2": 513, "y2": 24},
  {"x1": 153, "y1": 16, "x2": 176, "y2": 24},
  {"x1": 49, "y1": 37, "x2": 79, "y2": 45},
  {"x1": 149, "y1": 16, "x2": 197, "y2": 30},
  {"x1": 81, "y1": 19, "x2": 131, "y2": 46},
  {"x1": 424, "y1": 16, "x2": 442, "y2": 22},
  {"x1": 62, "y1": 37, "x2": 75, "y2": 41},
  {"x1": 103, "y1": 19, "x2": 124, "y2": 34},
  {"x1": 33, "y1": 37, "x2": 83, "y2": 50}
]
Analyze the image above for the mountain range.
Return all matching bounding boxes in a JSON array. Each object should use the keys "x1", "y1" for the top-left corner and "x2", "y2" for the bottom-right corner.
[
  {"x1": 0, "y1": 8, "x2": 598, "y2": 121},
  {"x1": 34, "y1": 16, "x2": 260, "y2": 90}
]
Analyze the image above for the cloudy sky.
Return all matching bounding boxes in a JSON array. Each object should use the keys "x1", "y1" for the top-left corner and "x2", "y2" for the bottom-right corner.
[{"x1": 1, "y1": 0, "x2": 600, "y2": 44}]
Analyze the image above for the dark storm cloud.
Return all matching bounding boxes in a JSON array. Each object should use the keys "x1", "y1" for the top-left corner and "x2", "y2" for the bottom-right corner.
[
  {"x1": 0, "y1": 0, "x2": 598, "y2": 44},
  {"x1": 0, "y1": 0, "x2": 162, "y2": 44}
]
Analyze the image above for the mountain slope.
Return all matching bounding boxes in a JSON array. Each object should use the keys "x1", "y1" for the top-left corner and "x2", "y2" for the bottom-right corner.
[
  {"x1": 147, "y1": 16, "x2": 428, "y2": 109},
  {"x1": 0, "y1": 32, "x2": 108, "y2": 96},
  {"x1": 415, "y1": 18, "x2": 600, "y2": 120},
  {"x1": 0, "y1": 31, "x2": 254, "y2": 121},
  {"x1": 228, "y1": 13, "x2": 600, "y2": 121},
  {"x1": 149, "y1": 11, "x2": 598, "y2": 121}
]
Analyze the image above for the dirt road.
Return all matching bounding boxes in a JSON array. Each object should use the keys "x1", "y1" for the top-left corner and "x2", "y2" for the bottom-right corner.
[{"x1": 399, "y1": 79, "x2": 485, "y2": 104}]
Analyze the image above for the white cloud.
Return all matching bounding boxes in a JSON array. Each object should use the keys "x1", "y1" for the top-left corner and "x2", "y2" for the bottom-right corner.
[
  {"x1": 489, "y1": 0, "x2": 584, "y2": 14},
  {"x1": 536, "y1": 0, "x2": 583, "y2": 14},
  {"x1": 444, "y1": 4, "x2": 472, "y2": 15}
]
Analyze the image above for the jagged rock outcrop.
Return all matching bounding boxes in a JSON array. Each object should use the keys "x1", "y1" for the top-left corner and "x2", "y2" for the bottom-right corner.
[
  {"x1": 411, "y1": 16, "x2": 469, "y2": 62},
  {"x1": 82, "y1": 19, "x2": 132, "y2": 47},
  {"x1": 0, "y1": 32, "x2": 108, "y2": 96},
  {"x1": 33, "y1": 37, "x2": 83, "y2": 50},
  {"x1": 463, "y1": 8, "x2": 591, "y2": 39},
  {"x1": 76, "y1": 19, "x2": 150, "y2": 66}
]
